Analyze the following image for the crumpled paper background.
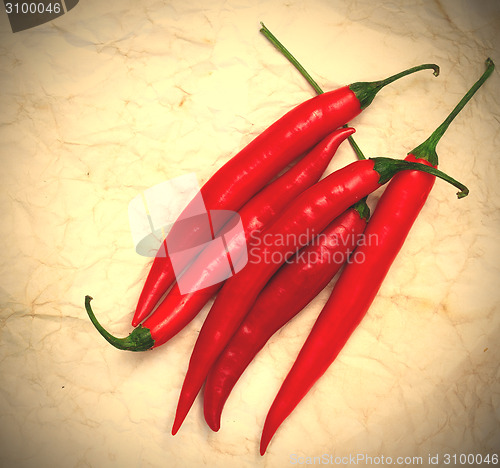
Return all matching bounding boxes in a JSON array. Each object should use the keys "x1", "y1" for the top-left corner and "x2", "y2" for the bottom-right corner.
[{"x1": 1, "y1": 0, "x2": 499, "y2": 466}]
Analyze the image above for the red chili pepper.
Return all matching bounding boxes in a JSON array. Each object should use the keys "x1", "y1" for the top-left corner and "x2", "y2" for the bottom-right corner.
[
  {"x1": 196, "y1": 24, "x2": 369, "y2": 435},
  {"x1": 132, "y1": 62, "x2": 440, "y2": 327},
  {"x1": 171, "y1": 156, "x2": 467, "y2": 435},
  {"x1": 259, "y1": 58, "x2": 494, "y2": 455},
  {"x1": 85, "y1": 127, "x2": 355, "y2": 350},
  {"x1": 201, "y1": 29, "x2": 374, "y2": 431},
  {"x1": 203, "y1": 199, "x2": 370, "y2": 431}
]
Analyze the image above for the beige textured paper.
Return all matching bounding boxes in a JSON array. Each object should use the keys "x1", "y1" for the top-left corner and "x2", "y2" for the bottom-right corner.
[{"x1": 0, "y1": 0, "x2": 499, "y2": 466}]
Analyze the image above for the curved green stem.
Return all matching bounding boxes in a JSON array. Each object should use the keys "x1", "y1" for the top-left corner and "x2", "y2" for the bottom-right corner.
[
  {"x1": 410, "y1": 58, "x2": 495, "y2": 166},
  {"x1": 350, "y1": 63, "x2": 440, "y2": 110},
  {"x1": 84, "y1": 296, "x2": 154, "y2": 351},
  {"x1": 372, "y1": 157, "x2": 469, "y2": 199},
  {"x1": 260, "y1": 22, "x2": 365, "y2": 160}
]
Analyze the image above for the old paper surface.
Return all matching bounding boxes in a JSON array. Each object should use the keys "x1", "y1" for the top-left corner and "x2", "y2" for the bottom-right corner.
[{"x1": 0, "y1": 0, "x2": 499, "y2": 466}]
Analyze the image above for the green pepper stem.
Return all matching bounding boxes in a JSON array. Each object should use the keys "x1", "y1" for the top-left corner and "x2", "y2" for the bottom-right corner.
[
  {"x1": 350, "y1": 64, "x2": 440, "y2": 110},
  {"x1": 345, "y1": 134, "x2": 366, "y2": 161},
  {"x1": 259, "y1": 22, "x2": 366, "y2": 160},
  {"x1": 84, "y1": 296, "x2": 154, "y2": 351},
  {"x1": 260, "y1": 22, "x2": 323, "y2": 95},
  {"x1": 372, "y1": 157, "x2": 469, "y2": 199},
  {"x1": 353, "y1": 197, "x2": 370, "y2": 220},
  {"x1": 410, "y1": 58, "x2": 495, "y2": 166}
]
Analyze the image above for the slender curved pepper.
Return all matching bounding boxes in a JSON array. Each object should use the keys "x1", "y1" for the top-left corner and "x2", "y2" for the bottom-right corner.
[
  {"x1": 171, "y1": 156, "x2": 468, "y2": 435},
  {"x1": 132, "y1": 62, "x2": 440, "y2": 326},
  {"x1": 203, "y1": 199, "x2": 370, "y2": 431},
  {"x1": 85, "y1": 127, "x2": 355, "y2": 350},
  {"x1": 202, "y1": 25, "x2": 373, "y2": 431},
  {"x1": 259, "y1": 58, "x2": 494, "y2": 455}
]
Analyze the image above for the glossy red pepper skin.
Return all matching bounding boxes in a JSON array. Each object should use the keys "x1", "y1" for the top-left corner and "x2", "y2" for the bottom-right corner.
[
  {"x1": 171, "y1": 158, "x2": 401, "y2": 435},
  {"x1": 85, "y1": 156, "x2": 465, "y2": 352},
  {"x1": 84, "y1": 128, "x2": 356, "y2": 351},
  {"x1": 141, "y1": 128, "x2": 355, "y2": 347},
  {"x1": 171, "y1": 154, "x2": 466, "y2": 434},
  {"x1": 259, "y1": 155, "x2": 435, "y2": 454},
  {"x1": 133, "y1": 63, "x2": 439, "y2": 326},
  {"x1": 259, "y1": 58, "x2": 494, "y2": 454},
  {"x1": 132, "y1": 88, "x2": 362, "y2": 326},
  {"x1": 203, "y1": 203, "x2": 369, "y2": 431}
]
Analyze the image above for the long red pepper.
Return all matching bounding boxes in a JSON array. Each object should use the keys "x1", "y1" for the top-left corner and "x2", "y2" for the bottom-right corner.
[
  {"x1": 259, "y1": 58, "x2": 494, "y2": 455},
  {"x1": 85, "y1": 127, "x2": 355, "y2": 350},
  {"x1": 171, "y1": 157, "x2": 468, "y2": 435},
  {"x1": 203, "y1": 199, "x2": 370, "y2": 431},
  {"x1": 132, "y1": 62, "x2": 440, "y2": 326},
  {"x1": 203, "y1": 24, "x2": 372, "y2": 431}
]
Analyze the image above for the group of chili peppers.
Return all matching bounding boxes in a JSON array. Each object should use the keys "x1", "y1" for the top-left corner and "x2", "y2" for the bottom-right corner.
[{"x1": 85, "y1": 24, "x2": 494, "y2": 454}]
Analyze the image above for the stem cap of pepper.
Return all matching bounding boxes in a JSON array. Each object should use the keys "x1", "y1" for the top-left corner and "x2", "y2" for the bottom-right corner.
[
  {"x1": 85, "y1": 296, "x2": 154, "y2": 351},
  {"x1": 371, "y1": 157, "x2": 469, "y2": 199}
]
